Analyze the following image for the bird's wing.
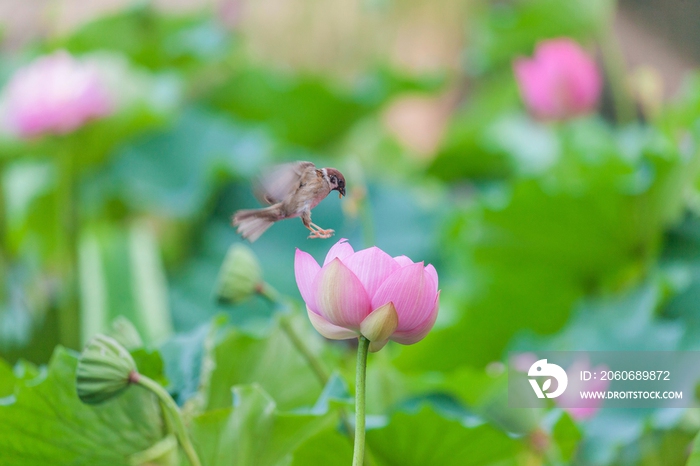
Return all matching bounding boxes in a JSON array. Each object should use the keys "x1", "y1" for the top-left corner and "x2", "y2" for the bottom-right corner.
[{"x1": 254, "y1": 161, "x2": 316, "y2": 205}]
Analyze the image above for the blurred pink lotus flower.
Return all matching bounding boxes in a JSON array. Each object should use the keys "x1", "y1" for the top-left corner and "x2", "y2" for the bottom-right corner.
[
  {"x1": 511, "y1": 352, "x2": 539, "y2": 372},
  {"x1": 513, "y1": 38, "x2": 602, "y2": 121},
  {"x1": 218, "y1": 0, "x2": 242, "y2": 29},
  {"x1": 556, "y1": 357, "x2": 609, "y2": 420},
  {"x1": 1, "y1": 50, "x2": 113, "y2": 138},
  {"x1": 295, "y1": 239, "x2": 440, "y2": 352}
]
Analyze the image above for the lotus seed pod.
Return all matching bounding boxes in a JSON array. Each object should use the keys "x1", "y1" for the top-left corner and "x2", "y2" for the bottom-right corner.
[
  {"x1": 216, "y1": 244, "x2": 263, "y2": 304},
  {"x1": 76, "y1": 334, "x2": 137, "y2": 404}
]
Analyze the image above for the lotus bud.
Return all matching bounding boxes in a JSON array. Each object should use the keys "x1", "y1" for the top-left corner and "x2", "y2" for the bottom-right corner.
[
  {"x1": 295, "y1": 239, "x2": 440, "y2": 352},
  {"x1": 216, "y1": 244, "x2": 264, "y2": 304},
  {"x1": 554, "y1": 357, "x2": 609, "y2": 420},
  {"x1": 0, "y1": 50, "x2": 113, "y2": 138},
  {"x1": 360, "y1": 302, "x2": 398, "y2": 353},
  {"x1": 76, "y1": 334, "x2": 137, "y2": 404},
  {"x1": 513, "y1": 38, "x2": 602, "y2": 121},
  {"x1": 108, "y1": 316, "x2": 143, "y2": 350}
]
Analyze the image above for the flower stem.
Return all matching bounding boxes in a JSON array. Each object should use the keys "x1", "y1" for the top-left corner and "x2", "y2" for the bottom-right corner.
[
  {"x1": 352, "y1": 336, "x2": 370, "y2": 466},
  {"x1": 260, "y1": 285, "x2": 370, "y2": 462},
  {"x1": 257, "y1": 282, "x2": 282, "y2": 306},
  {"x1": 134, "y1": 374, "x2": 202, "y2": 466},
  {"x1": 278, "y1": 314, "x2": 330, "y2": 384},
  {"x1": 259, "y1": 284, "x2": 330, "y2": 384}
]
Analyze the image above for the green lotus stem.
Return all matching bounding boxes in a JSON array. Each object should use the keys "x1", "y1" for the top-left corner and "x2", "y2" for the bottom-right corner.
[
  {"x1": 261, "y1": 288, "x2": 362, "y2": 457},
  {"x1": 352, "y1": 336, "x2": 370, "y2": 466},
  {"x1": 278, "y1": 315, "x2": 363, "y2": 459},
  {"x1": 259, "y1": 284, "x2": 330, "y2": 384},
  {"x1": 257, "y1": 282, "x2": 282, "y2": 305},
  {"x1": 278, "y1": 315, "x2": 330, "y2": 384},
  {"x1": 133, "y1": 373, "x2": 202, "y2": 466}
]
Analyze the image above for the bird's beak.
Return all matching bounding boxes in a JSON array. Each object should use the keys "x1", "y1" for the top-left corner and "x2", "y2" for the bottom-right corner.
[{"x1": 339, "y1": 188, "x2": 345, "y2": 199}]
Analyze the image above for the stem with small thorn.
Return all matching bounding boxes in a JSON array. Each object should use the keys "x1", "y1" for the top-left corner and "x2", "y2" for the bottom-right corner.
[
  {"x1": 259, "y1": 283, "x2": 331, "y2": 384},
  {"x1": 258, "y1": 285, "x2": 359, "y2": 450},
  {"x1": 131, "y1": 372, "x2": 202, "y2": 466}
]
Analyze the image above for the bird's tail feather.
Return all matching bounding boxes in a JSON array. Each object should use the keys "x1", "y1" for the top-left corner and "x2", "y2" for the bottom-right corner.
[{"x1": 232, "y1": 207, "x2": 279, "y2": 242}]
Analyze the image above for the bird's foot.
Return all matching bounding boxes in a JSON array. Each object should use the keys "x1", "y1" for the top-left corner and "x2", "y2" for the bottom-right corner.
[{"x1": 308, "y1": 228, "x2": 335, "y2": 239}]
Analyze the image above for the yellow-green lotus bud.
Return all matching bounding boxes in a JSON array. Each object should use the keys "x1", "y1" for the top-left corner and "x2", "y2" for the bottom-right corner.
[
  {"x1": 359, "y1": 302, "x2": 398, "y2": 353},
  {"x1": 216, "y1": 244, "x2": 263, "y2": 304},
  {"x1": 109, "y1": 316, "x2": 143, "y2": 350},
  {"x1": 76, "y1": 334, "x2": 137, "y2": 404}
]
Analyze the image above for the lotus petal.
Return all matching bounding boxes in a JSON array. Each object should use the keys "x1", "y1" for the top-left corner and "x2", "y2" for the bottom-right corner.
[
  {"x1": 314, "y1": 258, "x2": 371, "y2": 329},
  {"x1": 344, "y1": 247, "x2": 400, "y2": 299},
  {"x1": 307, "y1": 306, "x2": 359, "y2": 340},
  {"x1": 294, "y1": 249, "x2": 321, "y2": 312},
  {"x1": 323, "y1": 238, "x2": 354, "y2": 266}
]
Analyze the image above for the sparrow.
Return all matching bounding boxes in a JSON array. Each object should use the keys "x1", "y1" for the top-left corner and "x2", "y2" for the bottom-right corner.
[{"x1": 232, "y1": 161, "x2": 346, "y2": 242}]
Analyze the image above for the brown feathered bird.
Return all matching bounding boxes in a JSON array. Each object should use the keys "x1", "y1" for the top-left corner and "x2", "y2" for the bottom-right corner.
[{"x1": 232, "y1": 161, "x2": 346, "y2": 242}]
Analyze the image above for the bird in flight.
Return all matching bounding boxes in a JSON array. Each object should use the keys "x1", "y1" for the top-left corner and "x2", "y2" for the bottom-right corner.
[{"x1": 232, "y1": 161, "x2": 346, "y2": 242}]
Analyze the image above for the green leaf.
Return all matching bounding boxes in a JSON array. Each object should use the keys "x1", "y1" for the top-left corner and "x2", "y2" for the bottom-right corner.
[
  {"x1": 189, "y1": 384, "x2": 338, "y2": 466},
  {"x1": 284, "y1": 373, "x2": 354, "y2": 465},
  {"x1": 203, "y1": 69, "x2": 376, "y2": 148},
  {"x1": 158, "y1": 319, "x2": 218, "y2": 405},
  {"x1": 0, "y1": 358, "x2": 14, "y2": 397},
  {"x1": 408, "y1": 120, "x2": 698, "y2": 369},
  {"x1": 518, "y1": 281, "x2": 683, "y2": 351},
  {"x1": 658, "y1": 72, "x2": 700, "y2": 138},
  {"x1": 79, "y1": 221, "x2": 173, "y2": 347},
  {"x1": 366, "y1": 405, "x2": 523, "y2": 466},
  {"x1": 635, "y1": 427, "x2": 695, "y2": 466},
  {"x1": 0, "y1": 347, "x2": 166, "y2": 466},
  {"x1": 660, "y1": 216, "x2": 700, "y2": 348},
  {"x1": 309, "y1": 372, "x2": 353, "y2": 414},
  {"x1": 131, "y1": 348, "x2": 168, "y2": 388},
  {"x1": 0, "y1": 267, "x2": 60, "y2": 365},
  {"x1": 202, "y1": 317, "x2": 328, "y2": 412},
  {"x1": 105, "y1": 107, "x2": 271, "y2": 218},
  {"x1": 428, "y1": 77, "x2": 521, "y2": 181},
  {"x1": 467, "y1": 0, "x2": 613, "y2": 75},
  {"x1": 364, "y1": 353, "x2": 415, "y2": 415},
  {"x1": 552, "y1": 412, "x2": 582, "y2": 462},
  {"x1": 289, "y1": 427, "x2": 353, "y2": 466},
  {"x1": 2, "y1": 160, "x2": 57, "y2": 256},
  {"x1": 57, "y1": 5, "x2": 232, "y2": 73},
  {"x1": 63, "y1": 65, "x2": 181, "y2": 171},
  {"x1": 440, "y1": 367, "x2": 542, "y2": 435}
]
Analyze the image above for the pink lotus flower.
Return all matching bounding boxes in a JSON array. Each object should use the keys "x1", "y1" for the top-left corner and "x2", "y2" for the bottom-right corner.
[
  {"x1": 513, "y1": 38, "x2": 602, "y2": 121},
  {"x1": 295, "y1": 239, "x2": 439, "y2": 352},
  {"x1": 555, "y1": 358, "x2": 609, "y2": 420},
  {"x1": 511, "y1": 352, "x2": 539, "y2": 372},
  {"x1": 1, "y1": 50, "x2": 113, "y2": 138}
]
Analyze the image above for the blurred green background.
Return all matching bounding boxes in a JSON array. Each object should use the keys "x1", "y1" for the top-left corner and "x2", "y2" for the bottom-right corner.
[{"x1": 3, "y1": 0, "x2": 700, "y2": 465}]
